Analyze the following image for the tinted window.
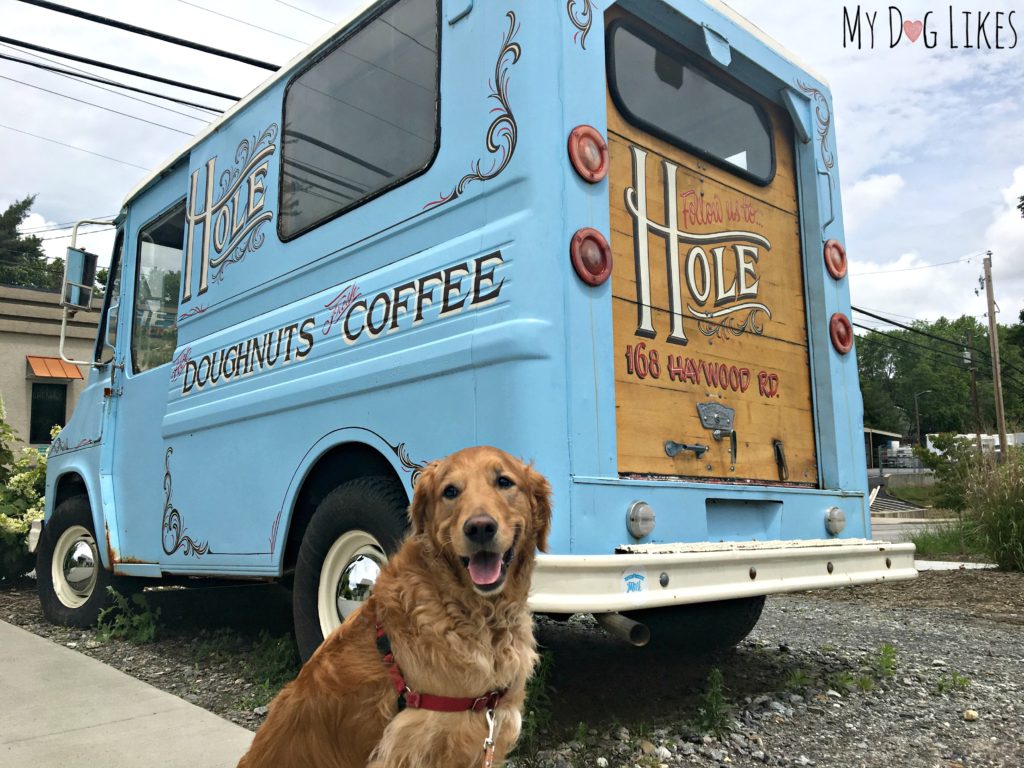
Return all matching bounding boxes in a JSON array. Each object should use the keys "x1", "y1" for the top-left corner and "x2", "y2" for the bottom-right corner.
[
  {"x1": 132, "y1": 204, "x2": 185, "y2": 373},
  {"x1": 280, "y1": 0, "x2": 439, "y2": 239},
  {"x1": 30, "y1": 383, "x2": 66, "y2": 444},
  {"x1": 609, "y1": 23, "x2": 774, "y2": 183}
]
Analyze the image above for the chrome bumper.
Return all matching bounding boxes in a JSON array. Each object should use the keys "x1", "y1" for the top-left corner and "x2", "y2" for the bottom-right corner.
[
  {"x1": 527, "y1": 538, "x2": 916, "y2": 614},
  {"x1": 28, "y1": 520, "x2": 43, "y2": 554}
]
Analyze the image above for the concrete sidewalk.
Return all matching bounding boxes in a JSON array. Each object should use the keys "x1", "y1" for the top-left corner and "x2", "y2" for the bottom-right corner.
[{"x1": 0, "y1": 620, "x2": 253, "y2": 768}]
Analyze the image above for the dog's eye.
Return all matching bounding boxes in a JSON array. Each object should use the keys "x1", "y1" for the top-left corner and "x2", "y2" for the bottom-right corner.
[
  {"x1": 497, "y1": 475, "x2": 514, "y2": 489},
  {"x1": 442, "y1": 484, "x2": 460, "y2": 499}
]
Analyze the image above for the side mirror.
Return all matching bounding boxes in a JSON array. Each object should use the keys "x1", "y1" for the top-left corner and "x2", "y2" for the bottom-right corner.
[{"x1": 62, "y1": 247, "x2": 99, "y2": 310}]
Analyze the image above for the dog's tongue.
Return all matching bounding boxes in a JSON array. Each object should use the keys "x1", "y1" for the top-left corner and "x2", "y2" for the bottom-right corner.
[{"x1": 468, "y1": 552, "x2": 502, "y2": 585}]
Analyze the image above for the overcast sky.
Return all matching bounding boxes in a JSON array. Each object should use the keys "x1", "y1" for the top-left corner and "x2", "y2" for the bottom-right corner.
[{"x1": 2, "y1": 0, "x2": 1022, "y2": 329}]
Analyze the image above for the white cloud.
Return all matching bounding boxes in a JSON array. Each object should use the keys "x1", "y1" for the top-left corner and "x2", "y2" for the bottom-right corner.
[
  {"x1": 841, "y1": 173, "x2": 905, "y2": 233},
  {"x1": 982, "y1": 165, "x2": 1024, "y2": 321}
]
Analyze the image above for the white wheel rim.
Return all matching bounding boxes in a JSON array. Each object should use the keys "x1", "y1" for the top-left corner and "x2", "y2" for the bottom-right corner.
[
  {"x1": 51, "y1": 525, "x2": 99, "y2": 609},
  {"x1": 317, "y1": 530, "x2": 386, "y2": 639}
]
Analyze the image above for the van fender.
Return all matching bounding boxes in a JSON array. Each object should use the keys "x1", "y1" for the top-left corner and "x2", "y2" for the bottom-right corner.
[
  {"x1": 46, "y1": 461, "x2": 113, "y2": 570},
  {"x1": 274, "y1": 427, "x2": 426, "y2": 573}
]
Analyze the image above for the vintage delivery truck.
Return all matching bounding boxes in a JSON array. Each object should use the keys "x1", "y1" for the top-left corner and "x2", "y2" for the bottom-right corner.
[{"x1": 36, "y1": 0, "x2": 915, "y2": 660}]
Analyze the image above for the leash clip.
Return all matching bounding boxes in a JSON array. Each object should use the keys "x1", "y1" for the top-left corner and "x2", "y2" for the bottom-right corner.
[{"x1": 481, "y1": 709, "x2": 496, "y2": 768}]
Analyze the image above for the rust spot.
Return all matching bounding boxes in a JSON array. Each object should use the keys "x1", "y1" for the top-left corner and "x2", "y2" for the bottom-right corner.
[
  {"x1": 117, "y1": 556, "x2": 147, "y2": 565},
  {"x1": 105, "y1": 523, "x2": 118, "y2": 565}
]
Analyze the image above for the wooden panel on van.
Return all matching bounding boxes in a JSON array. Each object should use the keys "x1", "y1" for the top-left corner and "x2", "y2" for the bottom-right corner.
[{"x1": 607, "y1": 14, "x2": 818, "y2": 486}]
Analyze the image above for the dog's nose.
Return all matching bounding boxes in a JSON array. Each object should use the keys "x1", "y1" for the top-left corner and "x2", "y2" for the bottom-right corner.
[{"x1": 463, "y1": 515, "x2": 498, "y2": 545}]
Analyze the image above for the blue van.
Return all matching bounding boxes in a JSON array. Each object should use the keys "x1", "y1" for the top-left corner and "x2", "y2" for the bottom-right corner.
[{"x1": 37, "y1": 0, "x2": 915, "y2": 660}]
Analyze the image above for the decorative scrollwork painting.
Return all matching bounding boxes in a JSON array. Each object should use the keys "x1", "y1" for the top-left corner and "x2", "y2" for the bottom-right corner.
[
  {"x1": 162, "y1": 447, "x2": 211, "y2": 557},
  {"x1": 425, "y1": 12, "x2": 521, "y2": 208}
]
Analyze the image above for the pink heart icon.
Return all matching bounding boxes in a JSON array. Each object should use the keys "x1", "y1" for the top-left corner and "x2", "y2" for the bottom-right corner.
[{"x1": 904, "y1": 20, "x2": 923, "y2": 42}]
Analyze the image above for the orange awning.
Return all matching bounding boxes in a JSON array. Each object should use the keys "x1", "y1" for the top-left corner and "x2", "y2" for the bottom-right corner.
[{"x1": 26, "y1": 356, "x2": 83, "y2": 380}]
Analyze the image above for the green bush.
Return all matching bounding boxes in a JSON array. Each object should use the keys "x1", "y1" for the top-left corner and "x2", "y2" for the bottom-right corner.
[
  {"x1": 967, "y1": 448, "x2": 1024, "y2": 570},
  {"x1": 915, "y1": 434, "x2": 982, "y2": 513},
  {"x1": 0, "y1": 397, "x2": 47, "y2": 581}
]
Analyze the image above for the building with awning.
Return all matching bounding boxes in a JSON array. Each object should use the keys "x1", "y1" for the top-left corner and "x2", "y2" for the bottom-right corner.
[{"x1": 0, "y1": 284, "x2": 100, "y2": 447}]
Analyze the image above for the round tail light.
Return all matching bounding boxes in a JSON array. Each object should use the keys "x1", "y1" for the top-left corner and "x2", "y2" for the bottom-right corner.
[
  {"x1": 570, "y1": 228, "x2": 612, "y2": 286},
  {"x1": 824, "y1": 239, "x2": 848, "y2": 279},
  {"x1": 568, "y1": 125, "x2": 608, "y2": 183},
  {"x1": 830, "y1": 312, "x2": 854, "y2": 354}
]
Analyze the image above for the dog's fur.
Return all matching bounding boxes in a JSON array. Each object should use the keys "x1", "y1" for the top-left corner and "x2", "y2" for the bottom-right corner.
[{"x1": 237, "y1": 446, "x2": 552, "y2": 768}]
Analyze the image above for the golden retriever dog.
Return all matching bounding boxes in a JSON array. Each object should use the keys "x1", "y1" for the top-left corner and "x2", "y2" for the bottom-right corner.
[{"x1": 237, "y1": 445, "x2": 552, "y2": 768}]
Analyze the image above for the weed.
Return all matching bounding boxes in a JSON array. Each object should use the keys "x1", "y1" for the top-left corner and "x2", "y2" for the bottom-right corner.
[
  {"x1": 854, "y1": 674, "x2": 875, "y2": 692},
  {"x1": 910, "y1": 521, "x2": 983, "y2": 560},
  {"x1": 244, "y1": 630, "x2": 300, "y2": 691},
  {"x1": 694, "y1": 667, "x2": 732, "y2": 739},
  {"x1": 935, "y1": 671, "x2": 971, "y2": 694},
  {"x1": 830, "y1": 671, "x2": 855, "y2": 692},
  {"x1": 97, "y1": 587, "x2": 161, "y2": 644},
  {"x1": 968, "y1": 450, "x2": 1024, "y2": 570},
  {"x1": 514, "y1": 650, "x2": 554, "y2": 759},
  {"x1": 874, "y1": 643, "x2": 897, "y2": 679},
  {"x1": 783, "y1": 668, "x2": 813, "y2": 691}
]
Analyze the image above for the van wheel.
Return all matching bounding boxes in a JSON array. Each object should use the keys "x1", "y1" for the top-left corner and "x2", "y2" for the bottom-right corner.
[
  {"x1": 624, "y1": 596, "x2": 766, "y2": 656},
  {"x1": 292, "y1": 476, "x2": 409, "y2": 662},
  {"x1": 36, "y1": 495, "x2": 113, "y2": 628}
]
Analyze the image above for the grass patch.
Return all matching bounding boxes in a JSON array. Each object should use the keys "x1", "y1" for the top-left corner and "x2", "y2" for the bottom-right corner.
[
  {"x1": 935, "y1": 671, "x2": 971, "y2": 694},
  {"x1": 910, "y1": 521, "x2": 984, "y2": 560}
]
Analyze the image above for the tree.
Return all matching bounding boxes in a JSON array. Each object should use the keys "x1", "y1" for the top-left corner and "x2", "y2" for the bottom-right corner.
[
  {"x1": 856, "y1": 314, "x2": 1024, "y2": 438},
  {"x1": 0, "y1": 196, "x2": 63, "y2": 290}
]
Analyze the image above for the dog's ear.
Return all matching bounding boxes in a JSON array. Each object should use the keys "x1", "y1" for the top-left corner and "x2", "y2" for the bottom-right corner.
[
  {"x1": 409, "y1": 460, "x2": 440, "y2": 535},
  {"x1": 525, "y1": 462, "x2": 552, "y2": 553}
]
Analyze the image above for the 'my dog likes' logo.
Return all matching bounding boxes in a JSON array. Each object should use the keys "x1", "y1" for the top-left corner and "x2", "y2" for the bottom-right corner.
[{"x1": 843, "y1": 6, "x2": 1019, "y2": 49}]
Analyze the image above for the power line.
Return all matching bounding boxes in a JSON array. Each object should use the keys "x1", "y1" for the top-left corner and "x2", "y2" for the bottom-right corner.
[
  {"x1": 0, "y1": 123, "x2": 150, "y2": 170},
  {"x1": 856, "y1": 322, "x2": 1024, "y2": 394},
  {"x1": 0, "y1": 75, "x2": 194, "y2": 135},
  {"x1": 850, "y1": 253, "x2": 982, "y2": 277},
  {"x1": 854, "y1": 304, "x2": 1024, "y2": 380},
  {"x1": 270, "y1": 0, "x2": 332, "y2": 24},
  {"x1": 852, "y1": 306, "x2": 973, "y2": 353},
  {"x1": 173, "y1": 0, "x2": 309, "y2": 45},
  {"x1": 0, "y1": 42, "x2": 216, "y2": 122},
  {"x1": 14, "y1": 0, "x2": 280, "y2": 71},
  {"x1": 0, "y1": 35, "x2": 242, "y2": 101},
  {"x1": 0, "y1": 52, "x2": 225, "y2": 112},
  {"x1": 853, "y1": 322, "x2": 971, "y2": 367},
  {"x1": 35, "y1": 227, "x2": 116, "y2": 242},
  {"x1": 19, "y1": 217, "x2": 116, "y2": 233}
]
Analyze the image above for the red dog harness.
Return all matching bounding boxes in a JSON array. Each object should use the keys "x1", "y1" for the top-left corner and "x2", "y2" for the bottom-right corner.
[{"x1": 375, "y1": 621, "x2": 507, "y2": 713}]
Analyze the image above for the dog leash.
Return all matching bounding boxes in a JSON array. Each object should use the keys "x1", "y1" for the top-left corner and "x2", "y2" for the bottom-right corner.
[{"x1": 376, "y1": 620, "x2": 504, "y2": 767}]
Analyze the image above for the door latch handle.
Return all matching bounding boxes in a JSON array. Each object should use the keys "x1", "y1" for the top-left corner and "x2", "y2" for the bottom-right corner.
[
  {"x1": 665, "y1": 441, "x2": 709, "y2": 459},
  {"x1": 713, "y1": 428, "x2": 737, "y2": 464},
  {"x1": 773, "y1": 439, "x2": 788, "y2": 481}
]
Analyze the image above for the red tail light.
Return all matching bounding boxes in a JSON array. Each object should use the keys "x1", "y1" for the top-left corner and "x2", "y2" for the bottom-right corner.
[
  {"x1": 824, "y1": 239, "x2": 847, "y2": 280},
  {"x1": 570, "y1": 228, "x2": 612, "y2": 286},
  {"x1": 568, "y1": 125, "x2": 608, "y2": 183},
  {"x1": 830, "y1": 312, "x2": 853, "y2": 354}
]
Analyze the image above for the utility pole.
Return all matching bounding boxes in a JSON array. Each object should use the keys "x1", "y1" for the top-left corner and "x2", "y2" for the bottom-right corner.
[{"x1": 983, "y1": 251, "x2": 1009, "y2": 461}]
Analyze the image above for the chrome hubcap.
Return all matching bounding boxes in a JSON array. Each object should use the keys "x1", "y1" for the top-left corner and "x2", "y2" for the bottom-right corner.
[
  {"x1": 52, "y1": 525, "x2": 99, "y2": 609},
  {"x1": 318, "y1": 531, "x2": 386, "y2": 639}
]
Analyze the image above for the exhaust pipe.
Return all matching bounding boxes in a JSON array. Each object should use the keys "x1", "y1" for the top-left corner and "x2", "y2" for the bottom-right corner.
[{"x1": 594, "y1": 612, "x2": 650, "y2": 647}]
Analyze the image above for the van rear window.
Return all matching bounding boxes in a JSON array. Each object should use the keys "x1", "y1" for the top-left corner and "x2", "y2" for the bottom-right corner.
[
  {"x1": 279, "y1": 0, "x2": 440, "y2": 240},
  {"x1": 608, "y1": 21, "x2": 774, "y2": 184}
]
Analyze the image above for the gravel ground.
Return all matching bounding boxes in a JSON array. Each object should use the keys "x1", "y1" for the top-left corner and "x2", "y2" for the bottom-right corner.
[{"x1": 2, "y1": 568, "x2": 1023, "y2": 768}]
